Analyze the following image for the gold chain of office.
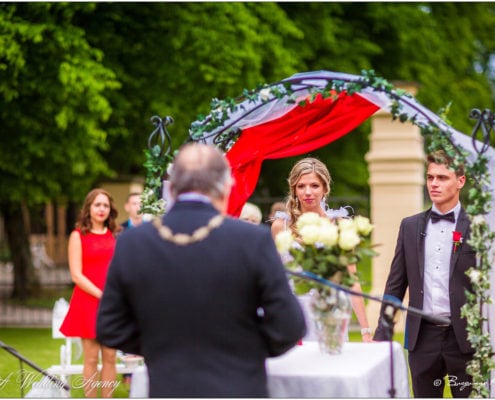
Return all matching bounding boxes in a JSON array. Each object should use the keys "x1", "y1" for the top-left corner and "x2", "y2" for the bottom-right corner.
[{"x1": 152, "y1": 215, "x2": 224, "y2": 246}]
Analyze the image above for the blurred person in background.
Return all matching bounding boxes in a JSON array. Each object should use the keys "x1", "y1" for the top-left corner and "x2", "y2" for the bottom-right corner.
[{"x1": 239, "y1": 201, "x2": 263, "y2": 225}]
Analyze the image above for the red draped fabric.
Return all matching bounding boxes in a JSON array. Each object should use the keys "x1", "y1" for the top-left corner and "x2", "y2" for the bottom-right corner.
[{"x1": 225, "y1": 92, "x2": 380, "y2": 216}]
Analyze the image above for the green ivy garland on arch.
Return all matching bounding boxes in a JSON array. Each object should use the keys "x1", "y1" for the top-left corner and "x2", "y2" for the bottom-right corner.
[{"x1": 143, "y1": 70, "x2": 494, "y2": 397}]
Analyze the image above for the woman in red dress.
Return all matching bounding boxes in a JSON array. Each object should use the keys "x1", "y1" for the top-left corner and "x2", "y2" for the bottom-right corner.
[{"x1": 60, "y1": 188, "x2": 120, "y2": 397}]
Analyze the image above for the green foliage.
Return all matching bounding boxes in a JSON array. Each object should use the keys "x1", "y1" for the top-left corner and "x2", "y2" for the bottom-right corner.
[
  {"x1": 73, "y1": 3, "x2": 303, "y2": 176},
  {"x1": 140, "y1": 145, "x2": 168, "y2": 217},
  {"x1": 2, "y1": 2, "x2": 494, "y2": 204},
  {"x1": 0, "y1": 3, "x2": 120, "y2": 204}
]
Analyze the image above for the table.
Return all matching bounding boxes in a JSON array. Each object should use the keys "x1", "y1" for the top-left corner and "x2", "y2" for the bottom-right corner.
[
  {"x1": 130, "y1": 341, "x2": 410, "y2": 398},
  {"x1": 267, "y1": 341, "x2": 410, "y2": 398}
]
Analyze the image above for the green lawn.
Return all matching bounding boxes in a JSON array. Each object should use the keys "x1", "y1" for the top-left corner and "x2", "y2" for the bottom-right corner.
[{"x1": 0, "y1": 328, "x2": 129, "y2": 398}]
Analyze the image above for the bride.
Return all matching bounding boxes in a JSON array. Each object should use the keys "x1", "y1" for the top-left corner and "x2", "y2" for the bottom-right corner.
[{"x1": 271, "y1": 157, "x2": 373, "y2": 342}]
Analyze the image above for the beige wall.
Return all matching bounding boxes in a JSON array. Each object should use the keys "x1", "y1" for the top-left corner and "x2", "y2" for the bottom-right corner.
[{"x1": 100, "y1": 180, "x2": 144, "y2": 226}]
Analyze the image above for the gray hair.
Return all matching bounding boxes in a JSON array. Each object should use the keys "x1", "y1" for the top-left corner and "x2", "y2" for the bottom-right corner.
[{"x1": 169, "y1": 143, "x2": 232, "y2": 199}]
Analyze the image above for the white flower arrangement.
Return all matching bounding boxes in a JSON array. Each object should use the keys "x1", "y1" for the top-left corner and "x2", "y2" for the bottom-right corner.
[{"x1": 275, "y1": 212, "x2": 377, "y2": 292}]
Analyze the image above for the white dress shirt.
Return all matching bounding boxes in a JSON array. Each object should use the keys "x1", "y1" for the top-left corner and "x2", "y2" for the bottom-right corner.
[{"x1": 423, "y1": 203, "x2": 461, "y2": 318}]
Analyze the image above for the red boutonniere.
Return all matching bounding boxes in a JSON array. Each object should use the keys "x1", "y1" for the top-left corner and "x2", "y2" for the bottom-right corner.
[{"x1": 452, "y1": 231, "x2": 463, "y2": 253}]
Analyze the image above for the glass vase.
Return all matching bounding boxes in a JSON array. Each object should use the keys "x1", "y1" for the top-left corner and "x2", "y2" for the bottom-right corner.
[{"x1": 309, "y1": 287, "x2": 352, "y2": 355}]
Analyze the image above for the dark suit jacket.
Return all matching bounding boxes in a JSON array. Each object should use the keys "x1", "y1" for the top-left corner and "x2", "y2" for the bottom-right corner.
[
  {"x1": 96, "y1": 200, "x2": 306, "y2": 397},
  {"x1": 374, "y1": 207, "x2": 475, "y2": 354},
  {"x1": 120, "y1": 220, "x2": 131, "y2": 230}
]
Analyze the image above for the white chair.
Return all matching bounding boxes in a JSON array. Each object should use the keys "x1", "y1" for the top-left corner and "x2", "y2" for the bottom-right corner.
[
  {"x1": 49, "y1": 298, "x2": 81, "y2": 388},
  {"x1": 48, "y1": 297, "x2": 142, "y2": 391}
]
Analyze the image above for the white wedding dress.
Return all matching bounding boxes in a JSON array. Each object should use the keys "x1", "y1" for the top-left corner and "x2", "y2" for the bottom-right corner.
[{"x1": 272, "y1": 207, "x2": 353, "y2": 343}]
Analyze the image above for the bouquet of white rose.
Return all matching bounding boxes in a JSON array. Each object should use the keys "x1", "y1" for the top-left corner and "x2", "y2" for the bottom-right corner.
[{"x1": 275, "y1": 212, "x2": 377, "y2": 293}]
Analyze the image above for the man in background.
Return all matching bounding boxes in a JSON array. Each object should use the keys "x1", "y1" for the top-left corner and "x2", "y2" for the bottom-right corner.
[
  {"x1": 97, "y1": 143, "x2": 306, "y2": 397},
  {"x1": 121, "y1": 192, "x2": 142, "y2": 230}
]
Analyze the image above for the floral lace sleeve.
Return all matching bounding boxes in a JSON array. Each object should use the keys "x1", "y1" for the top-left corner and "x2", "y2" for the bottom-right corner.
[{"x1": 324, "y1": 206, "x2": 354, "y2": 220}]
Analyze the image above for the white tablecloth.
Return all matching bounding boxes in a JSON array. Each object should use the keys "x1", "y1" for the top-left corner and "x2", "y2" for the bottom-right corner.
[
  {"x1": 267, "y1": 341, "x2": 410, "y2": 398},
  {"x1": 130, "y1": 341, "x2": 410, "y2": 398}
]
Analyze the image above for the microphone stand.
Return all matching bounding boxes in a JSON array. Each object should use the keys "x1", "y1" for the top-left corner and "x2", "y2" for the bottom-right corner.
[
  {"x1": 286, "y1": 269, "x2": 450, "y2": 398},
  {"x1": 0, "y1": 339, "x2": 70, "y2": 396}
]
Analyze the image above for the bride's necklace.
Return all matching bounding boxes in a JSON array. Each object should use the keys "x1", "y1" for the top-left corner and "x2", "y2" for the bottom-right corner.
[{"x1": 153, "y1": 215, "x2": 224, "y2": 246}]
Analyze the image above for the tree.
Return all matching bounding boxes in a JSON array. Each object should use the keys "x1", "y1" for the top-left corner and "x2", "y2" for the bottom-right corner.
[
  {"x1": 0, "y1": 2, "x2": 304, "y2": 299},
  {"x1": 2, "y1": 3, "x2": 495, "y2": 299},
  {"x1": 268, "y1": 2, "x2": 495, "y2": 203},
  {"x1": 72, "y1": 3, "x2": 304, "y2": 174},
  {"x1": 0, "y1": 3, "x2": 120, "y2": 299}
]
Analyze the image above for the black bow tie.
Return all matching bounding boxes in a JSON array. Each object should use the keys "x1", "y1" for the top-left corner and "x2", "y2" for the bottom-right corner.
[{"x1": 430, "y1": 211, "x2": 455, "y2": 224}]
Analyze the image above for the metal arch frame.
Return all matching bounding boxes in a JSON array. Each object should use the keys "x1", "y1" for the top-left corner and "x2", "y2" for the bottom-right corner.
[
  {"x1": 148, "y1": 71, "x2": 494, "y2": 158},
  {"x1": 469, "y1": 108, "x2": 495, "y2": 155}
]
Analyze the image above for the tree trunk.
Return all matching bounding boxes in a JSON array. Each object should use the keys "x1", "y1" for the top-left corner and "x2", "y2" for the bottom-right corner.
[{"x1": 2, "y1": 201, "x2": 40, "y2": 301}]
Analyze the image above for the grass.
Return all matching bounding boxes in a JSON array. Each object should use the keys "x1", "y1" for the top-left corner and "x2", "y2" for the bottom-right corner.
[{"x1": 0, "y1": 328, "x2": 129, "y2": 398}]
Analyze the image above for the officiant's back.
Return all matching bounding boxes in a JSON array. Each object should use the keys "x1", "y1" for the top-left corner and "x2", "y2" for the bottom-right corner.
[{"x1": 97, "y1": 143, "x2": 306, "y2": 397}]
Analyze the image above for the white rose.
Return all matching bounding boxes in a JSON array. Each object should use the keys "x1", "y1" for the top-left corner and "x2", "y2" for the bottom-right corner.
[
  {"x1": 318, "y1": 224, "x2": 339, "y2": 247},
  {"x1": 259, "y1": 88, "x2": 271, "y2": 101},
  {"x1": 299, "y1": 225, "x2": 320, "y2": 245},
  {"x1": 469, "y1": 269, "x2": 482, "y2": 285},
  {"x1": 472, "y1": 215, "x2": 485, "y2": 227},
  {"x1": 337, "y1": 218, "x2": 355, "y2": 232},
  {"x1": 354, "y1": 215, "x2": 373, "y2": 236},
  {"x1": 275, "y1": 230, "x2": 294, "y2": 253},
  {"x1": 318, "y1": 217, "x2": 333, "y2": 228},
  {"x1": 339, "y1": 229, "x2": 361, "y2": 250},
  {"x1": 296, "y1": 212, "x2": 321, "y2": 230}
]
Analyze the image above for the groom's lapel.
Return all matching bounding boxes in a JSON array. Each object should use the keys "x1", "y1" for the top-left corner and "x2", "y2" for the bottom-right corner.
[{"x1": 417, "y1": 211, "x2": 430, "y2": 281}]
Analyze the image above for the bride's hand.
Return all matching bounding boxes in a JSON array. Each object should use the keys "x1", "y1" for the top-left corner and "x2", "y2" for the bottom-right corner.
[{"x1": 361, "y1": 332, "x2": 373, "y2": 343}]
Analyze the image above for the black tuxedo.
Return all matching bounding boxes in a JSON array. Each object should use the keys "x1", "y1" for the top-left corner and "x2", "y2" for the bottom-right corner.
[
  {"x1": 374, "y1": 207, "x2": 475, "y2": 397},
  {"x1": 374, "y1": 207, "x2": 475, "y2": 351},
  {"x1": 97, "y1": 200, "x2": 306, "y2": 398}
]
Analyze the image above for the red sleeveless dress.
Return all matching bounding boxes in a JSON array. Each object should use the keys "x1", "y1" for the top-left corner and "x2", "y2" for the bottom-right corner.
[{"x1": 60, "y1": 228, "x2": 116, "y2": 339}]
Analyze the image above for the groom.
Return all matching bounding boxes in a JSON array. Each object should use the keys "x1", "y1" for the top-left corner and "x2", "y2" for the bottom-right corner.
[
  {"x1": 374, "y1": 150, "x2": 475, "y2": 397},
  {"x1": 97, "y1": 143, "x2": 306, "y2": 397}
]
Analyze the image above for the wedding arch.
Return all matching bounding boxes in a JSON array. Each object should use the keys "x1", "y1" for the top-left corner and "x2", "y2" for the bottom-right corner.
[{"x1": 144, "y1": 70, "x2": 495, "y2": 397}]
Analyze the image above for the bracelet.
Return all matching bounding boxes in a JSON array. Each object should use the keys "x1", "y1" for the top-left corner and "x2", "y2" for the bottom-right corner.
[{"x1": 361, "y1": 327, "x2": 373, "y2": 335}]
